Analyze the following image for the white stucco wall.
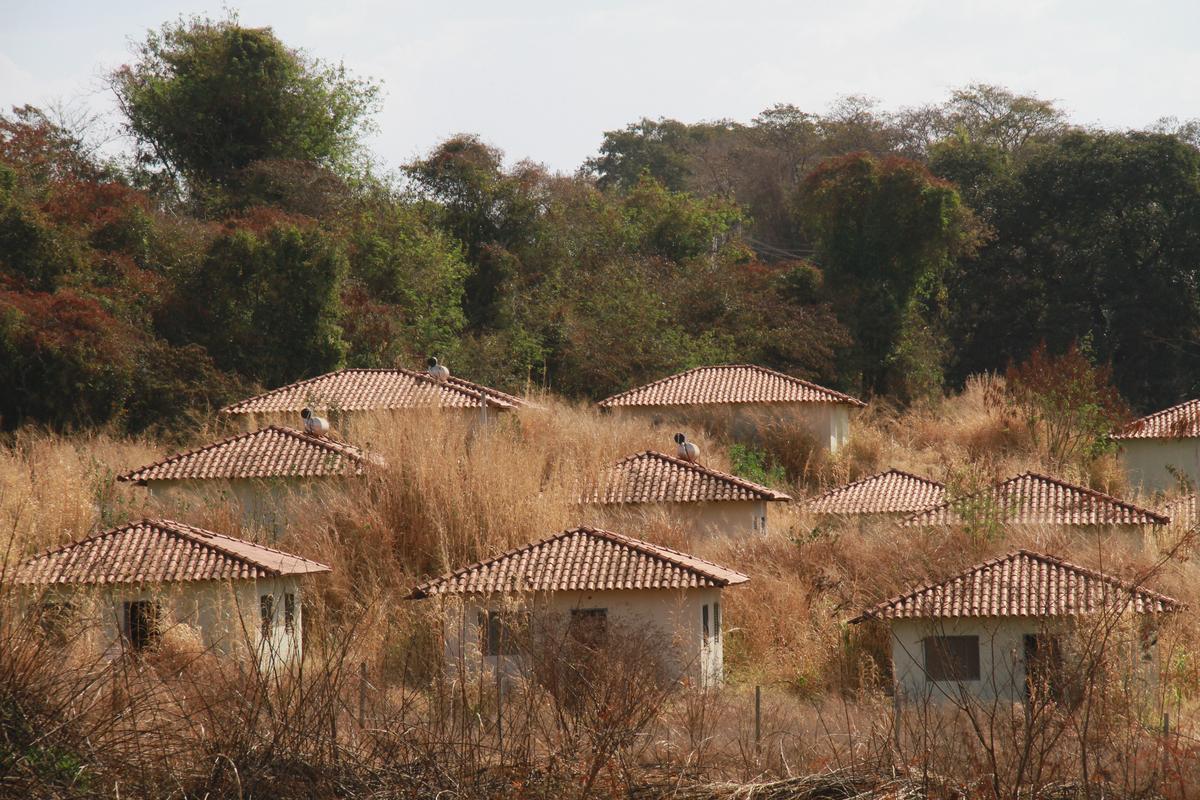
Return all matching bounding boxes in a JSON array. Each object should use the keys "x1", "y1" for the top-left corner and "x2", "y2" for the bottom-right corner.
[
  {"x1": 1011, "y1": 523, "x2": 1156, "y2": 554},
  {"x1": 1119, "y1": 439, "x2": 1200, "y2": 494},
  {"x1": 235, "y1": 405, "x2": 509, "y2": 435},
  {"x1": 888, "y1": 616, "x2": 1158, "y2": 705},
  {"x1": 610, "y1": 402, "x2": 854, "y2": 453},
  {"x1": 438, "y1": 587, "x2": 728, "y2": 687},
  {"x1": 36, "y1": 576, "x2": 309, "y2": 669},
  {"x1": 890, "y1": 617, "x2": 1050, "y2": 703},
  {"x1": 144, "y1": 478, "x2": 343, "y2": 534}
]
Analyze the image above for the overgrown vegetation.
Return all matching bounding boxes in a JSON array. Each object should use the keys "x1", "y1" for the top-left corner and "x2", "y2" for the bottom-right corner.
[
  {"x1": 1, "y1": 382, "x2": 1197, "y2": 798},
  {"x1": 4, "y1": 18, "x2": 1200, "y2": 433},
  {"x1": 5, "y1": 11, "x2": 1200, "y2": 799}
]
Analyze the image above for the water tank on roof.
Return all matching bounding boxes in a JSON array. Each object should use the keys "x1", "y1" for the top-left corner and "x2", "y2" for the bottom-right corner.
[
  {"x1": 427, "y1": 356, "x2": 450, "y2": 382},
  {"x1": 301, "y1": 407, "x2": 330, "y2": 437},
  {"x1": 674, "y1": 432, "x2": 700, "y2": 463}
]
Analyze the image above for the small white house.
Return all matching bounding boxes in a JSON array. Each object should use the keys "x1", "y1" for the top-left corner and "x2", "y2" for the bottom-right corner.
[
  {"x1": 597, "y1": 364, "x2": 865, "y2": 452},
  {"x1": 580, "y1": 450, "x2": 791, "y2": 538},
  {"x1": 903, "y1": 472, "x2": 1168, "y2": 550},
  {"x1": 220, "y1": 366, "x2": 525, "y2": 432},
  {"x1": 852, "y1": 549, "x2": 1179, "y2": 704},
  {"x1": 408, "y1": 526, "x2": 749, "y2": 687},
  {"x1": 15, "y1": 518, "x2": 331, "y2": 668},
  {"x1": 807, "y1": 468, "x2": 945, "y2": 520},
  {"x1": 1112, "y1": 399, "x2": 1200, "y2": 493},
  {"x1": 118, "y1": 424, "x2": 381, "y2": 530}
]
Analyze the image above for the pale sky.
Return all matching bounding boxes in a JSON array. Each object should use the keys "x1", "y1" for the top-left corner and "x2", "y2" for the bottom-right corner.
[{"x1": 2, "y1": 0, "x2": 1198, "y2": 173}]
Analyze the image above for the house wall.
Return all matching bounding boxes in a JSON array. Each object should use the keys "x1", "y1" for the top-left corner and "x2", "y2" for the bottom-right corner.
[
  {"x1": 439, "y1": 586, "x2": 727, "y2": 687},
  {"x1": 588, "y1": 500, "x2": 772, "y2": 540},
  {"x1": 1119, "y1": 439, "x2": 1200, "y2": 494},
  {"x1": 144, "y1": 478, "x2": 340, "y2": 534},
  {"x1": 234, "y1": 405, "x2": 508, "y2": 435},
  {"x1": 610, "y1": 402, "x2": 853, "y2": 453},
  {"x1": 1009, "y1": 523, "x2": 1157, "y2": 555},
  {"x1": 890, "y1": 617, "x2": 1049, "y2": 703},
  {"x1": 888, "y1": 616, "x2": 1159, "y2": 704},
  {"x1": 43, "y1": 576, "x2": 308, "y2": 668}
]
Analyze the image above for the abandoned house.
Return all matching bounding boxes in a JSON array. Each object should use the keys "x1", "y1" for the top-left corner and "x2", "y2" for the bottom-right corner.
[
  {"x1": 852, "y1": 549, "x2": 1180, "y2": 704},
  {"x1": 579, "y1": 449, "x2": 791, "y2": 538},
  {"x1": 596, "y1": 364, "x2": 865, "y2": 452},
  {"x1": 15, "y1": 518, "x2": 331, "y2": 667},
  {"x1": 408, "y1": 526, "x2": 749, "y2": 687}
]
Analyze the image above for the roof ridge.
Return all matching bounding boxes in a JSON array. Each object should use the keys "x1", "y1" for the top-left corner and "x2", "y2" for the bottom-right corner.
[
  {"x1": 149, "y1": 518, "x2": 284, "y2": 577},
  {"x1": 905, "y1": 471, "x2": 1167, "y2": 525},
  {"x1": 18, "y1": 518, "x2": 331, "y2": 584},
  {"x1": 853, "y1": 549, "x2": 1180, "y2": 622},
  {"x1": 811, "y1": 468, "x2": 943, "y2": 501},
  {"x1": 578, "y1": 525, "x2": 749, "y2": 584},
  {"x1": 1012, "y1": 548, "x2": 1181, "y2": 606},
  {"x1": 221, "y1": 367, "x2": 511, "y2": 415},
  {"x1": 21, "y1": 518, "x2": 150, "y2": 562},
  {"x1": 1114, "y1": 397, "x2": 1200, "y2": 438},
  {"x1": 409, "y1": 528, "x2": 580, "y2": 597},
  {"x1": 408, "y1": 526, "x2": 748, "y2": 598},
  {"x1": 1009, "y1": 471, "x2": 1169, "y2": 523},
  {"x1": 597, "y1": 363, "x2": 865, "y2": 408},
  {"x1": 118, "y1": 427, "x2": 280, "y2": 482},
  {"x1": 269, "y1": 425, "x2": 370, "y2": 460},
  {"x1": 855, "y1": 549, "x2": 1023, "y2": 620},
  {"x1": 118, "y1": 425, "x2": 369, "y2": 483},
  {"x1": 164, "y1": 519, "x2": 332, "y2": 574},
  {"x1": 628, "y1": 450, "x2": 792, "y2": 500}
]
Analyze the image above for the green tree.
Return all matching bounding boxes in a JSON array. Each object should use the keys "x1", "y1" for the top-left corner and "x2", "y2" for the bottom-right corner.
[
  {"x1": 111, "y1": 15, "x2": 379, "y2": 188},
  {"x1": 162, "y1": 222, "x2": 347, "y2": 386},
  {"x1": 406, "y1": 135, "x2": 542, "y2": 330},
  {"x1": 618, "y1": 175, "x2": 748, "y2": 263},
  {"x1": 800, "y1": 153, "x2": 978, "y2": 397},
  {"x1": 585, "y1": 118, "x2": 720, "y2": 192},
  {"x1": 342, "y1": 194, "x2": 469, "y2": 366},
  {"x1": 946, "y1": 131, "x2": 1200, "y2": 410}
]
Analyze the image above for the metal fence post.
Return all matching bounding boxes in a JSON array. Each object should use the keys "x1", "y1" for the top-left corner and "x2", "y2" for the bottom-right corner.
[{"x1": 754, "y1": 685, "x2": 761, "y2": 756}]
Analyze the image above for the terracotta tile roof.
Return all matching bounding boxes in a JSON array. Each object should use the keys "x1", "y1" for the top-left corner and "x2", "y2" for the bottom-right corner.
[
  {"x1": 220, "y1": 368, "x2": 520, "y2": 416},
  {"x1": 903, "y1": 472, "x2": 1168, "y2": 527},
  {"x1": 582, "y1": 451, "x2": 792, "y2": 505},
  {"x1": 118, "y1": 426, "x2": 379, "y2": 484},
  {"x1": 14, "y1": 518, "x2": 331, "y2": 586},
  {"x1": 1161, "y1": 494, "x2": 1197, "y2": 529},
  {"x1": 807, "y1": 469, "x2": 945, "y2": 516},
  {"x1": 852, "y1": 549, "x2": 1180, "y2": 622},
  {"x1": 597, "y1": 365, "x2": 865, "y2": 409},
  {"x1": 408, "y1": 526, "x2": 749, "y2": 598},
  {"x1": 1113, "y1": 399, "x2": 1200, "y2": 440}
]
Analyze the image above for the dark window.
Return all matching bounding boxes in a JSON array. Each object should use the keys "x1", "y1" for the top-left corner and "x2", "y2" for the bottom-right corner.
[
  {"x1": 923, "y1": 635, "x2": 980, "y2": 682},
  {"x1": 1024, "y1": 634, "x2": 1067, "y2": 702},
  {"x1": 284, "y1": 593, "x2": 296, "y2": 635},
  {"x1": 124, "y1": 600, "x2": 159, "y2": 651},
  {"x1": 569, "y1": 608, "x2": 608, "y2": 646},
  {"x1": 713, "y1": 602, "x2": 721, "y2": 641},
  {"x1": 702, "y1": 604, "x2": 710, "y2": 643},
  {"x1": 260, "y1": 594, "x2": 275, "y2": 640},
  {"x1": 479, "y1": 610, "x2": 521, "y2": 656}
]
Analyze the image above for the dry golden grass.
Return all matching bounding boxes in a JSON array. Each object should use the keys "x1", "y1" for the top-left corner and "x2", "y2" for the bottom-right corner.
[{"x1": 3, "y1": 385, "x2": 1200, "y2": 797}]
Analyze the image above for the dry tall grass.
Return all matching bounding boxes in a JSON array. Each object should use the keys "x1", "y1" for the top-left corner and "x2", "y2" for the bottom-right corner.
[{"x1": 2, "y1": 385, "x2": 1199, "y2": 798}]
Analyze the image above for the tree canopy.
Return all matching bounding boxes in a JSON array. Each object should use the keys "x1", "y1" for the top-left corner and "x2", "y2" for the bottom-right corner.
[
  {"x1": 111, "y1": 16, "x2": 379, "y2": 190},
  {"x1": 4, "y1": 16, "x2": 1200, "y2": 432}
]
